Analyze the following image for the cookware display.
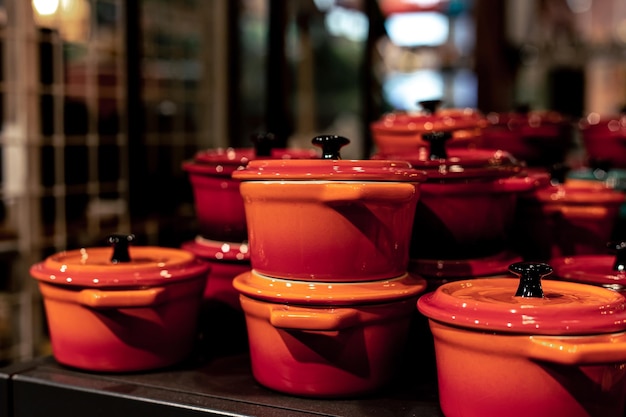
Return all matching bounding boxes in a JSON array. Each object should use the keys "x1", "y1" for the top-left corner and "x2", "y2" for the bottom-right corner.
[
  {"x1": 182, "y1": 133, "x2": 319, "y2": 243},
  {"x1": 232, "y1": 135, "x2": 426, "y2": 281},
  {"x1": 481, "y1": 105, "x2": 574, "y2": 168},
  {"x1": 29, "y1": 234, "x2": 211, "y2": 372},
  {"x1": 233, "y1": 269, "x2": 427, "y2": 397},
  {"x1": 418, "y1": 261, "x2": 626, "y2": 417},
  {"x1": 512, "y1": 181, "x2": 626, "y2": 261},
  {"x1": 376, "y1": 131, "x2": 541, "y2": 261},
  {"x1": 370, "y1": 99, "x2": 487, "y2": 155},
  {"x1": 579, "y1": 109, "x2": 626, "y2": 170}
]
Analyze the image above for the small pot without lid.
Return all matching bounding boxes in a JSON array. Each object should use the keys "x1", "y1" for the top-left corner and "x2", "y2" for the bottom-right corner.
[
  {"x1": 418, "y1": 262, "x2": 626, "y2": 417},
  {"x1": 29, "y1": 234, "x2": 211, "y2": 372},
  {"x1": 232, "y1": 135, "x2": 426, "y2": 281},
  {"x1": 234, "y1": 269, "x2": 427, "y2": 397},
  {"x1": 183, "y1": 133, "x2": 319, "y2": 242}
]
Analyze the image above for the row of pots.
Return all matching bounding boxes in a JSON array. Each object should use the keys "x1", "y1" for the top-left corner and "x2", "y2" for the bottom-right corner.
[{"x1": 370, "y1": 100, "x2": 626, "y2": 172}]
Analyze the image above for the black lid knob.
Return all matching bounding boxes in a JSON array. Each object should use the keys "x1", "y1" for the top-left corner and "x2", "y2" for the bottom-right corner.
[
  {"x1": 250, "y1": 132, "x2": 277, "y2": 157},
  {"x1": 108, "y1": 234, "x2": 135, "y2": 263},
  {"x1": 514, "y1": 103, "x2": 531, "y2": 114},
  {"x1": 608, "y1": 241, "x2": 626, "y2": 272},
  {"x1": 422, "y1": 131, "x2": 452, "y2": 160},
  {"x1": 509, "y1": 261, "x2": 553, "y2": 298},
  {"x1": 418, "y1": 99, "x2": 442, "y2": 114},
  {"x1": 312, "y1": 135, "x2": 350, "y2": 160}
]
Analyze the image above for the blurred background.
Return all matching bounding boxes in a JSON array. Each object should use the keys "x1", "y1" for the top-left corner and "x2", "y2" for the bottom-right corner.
[{"x1": 0, "y1": 0, "x2": 624, "y2": 364}]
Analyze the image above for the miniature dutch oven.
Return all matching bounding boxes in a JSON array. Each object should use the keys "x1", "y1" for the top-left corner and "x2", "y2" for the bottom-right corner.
[
  {"x1": 551, "y1": 241, "x2": 626, "y2": 295},
  {"x1": 181, "y1": 236, "x2": 250, "y2": 311},
  {"x1": 182, "y1": 133, "x2": 318, "y2": 243},
  {"x1": 370, "y1": 99, "x2": 487, "y2": 155},
  {"x1": 377, "y1": 131, "x2": 542, "y2": 260},
  {"x1": 579, "y1": 109, "x2": 626, "y2": 170},
  {"x1": 513, "y1": 182, "x2": 626, "y2": 261},
  {"x1": 29, "y1": 234, "x2": 211, "y2": 373},
  {"x1": 418, "y1": 261, "x2": 626, "y2": 417},
  {"x1": 232, "y1": 135, "x2": 426, "y2": 281},
  {"x1": 233, "y1": 269, "x2": 427, "y2": 397},
  {"x1": 482, "y1": 105, "x2": 573, "y2": 168}
]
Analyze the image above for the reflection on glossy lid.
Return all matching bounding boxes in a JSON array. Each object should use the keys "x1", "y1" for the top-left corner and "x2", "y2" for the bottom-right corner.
[
  {"x1": 181, "y1": 236, "x2": 250, "y2": 262},
  {"x1": 233, "y1": 270, "x2": 427, "y2": 305}
]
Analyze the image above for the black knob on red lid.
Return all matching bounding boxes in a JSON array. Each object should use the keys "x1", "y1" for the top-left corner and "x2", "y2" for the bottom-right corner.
[
  {"x1": 418, "y1": 99, "x2": 442, "y2": 114},
  {"x1": 608, "y1": 241, "x2": 626, "y2": 272},
  {"x1": 510, "y1": 261, "x2": 553, "y2": 298},
  {"x1": 312, "y1": 135, "x2": 350, "y2": 160},
  {"x1": 108, "y1": 234, "x2": 135, "y2": 263},
  {"x1": 422, "y1": 131, "x2": 452, "y2": 160},
  {"x1": 251, "y1": 132, "x2": 277, "y2": 157}
]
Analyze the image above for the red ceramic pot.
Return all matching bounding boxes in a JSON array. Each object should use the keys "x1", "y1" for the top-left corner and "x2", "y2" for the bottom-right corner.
[
  {"x1": 183, "y1": 136, "x2": 318, "y2": 242},
  {"x1": 579, "y1": 111, "x2": 626, "y2": 170},
  {"x1": 377, "y1": 132, "x2": 544, "y2": 260},
  {"x1": 418, "y1": 262, "x2": 626, "y2": 417},
  {"x1": 370, "y1": 100, "x2": 486, "y2": 155},
  {"x1": 181, "y1": 236, "x2": 250, "y2": 311},
  {"x1": 232, "y1": 135, "x2": 426, "y2": 281},
  {"x1": 29, "y1": 234, "x2": 210, "y2": 372},
  {"x1": 513, "y1": 182, "x2": 625, "y2": 261},
  {"x1": 482, "y1": 108, "x2": 573, "y2": 167},
  {"x1": 233, "y1": 269, "x2": 427, "y2": 397}
]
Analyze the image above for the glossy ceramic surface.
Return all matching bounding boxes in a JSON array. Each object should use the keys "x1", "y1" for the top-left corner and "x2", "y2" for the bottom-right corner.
[
  {"x1": 482, "y1": 109, "x2": 573, "y2": 167},
  {"x1": 237, "y1": 180, "x2": 421, "y2": 280},
  {"x1": 30, "y1": 242, "x2": 210, "y2": 372},
  {"x1": 513, "y1": 183, "x2": 626, "y2": 261},
  {"x1": 236, "y1": 268, "x2": 426, "y2": 397},
  {"x1": 183, "y1": 147, "x2": 318, "y2": 242},
  {"x1": 551, "y1": 254, "x2": 626, "y2": 293},
  {"x1": 579, "y1": 112, "x2": 626, "y2": 169}
]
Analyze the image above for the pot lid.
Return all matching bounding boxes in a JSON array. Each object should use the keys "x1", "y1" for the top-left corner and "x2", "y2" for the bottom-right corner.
[
  {"x1": 181, "y1": 236, "x2": 250, "y2": 262},
  {"x1": 579, "y1": 109, "x2": 626, "y2": 131},
  {"x1": 485, "y1": 105, "x2": 568, "y2": 130},
  {"x1": 418, "y1": 262, "x2": 626, "y2": 335},
  {"x1": 408, "y1": 250, "x2": 522, "y2": 279},
  {"x1": 232, "y1": 135, "x2": 426, "y2": 182},
  {"x1": 520, "y1": 183, "x2": 626, "y2": 204},
  {"x1": 551, "y1": 241, "x2": 626, "y2": 290},
  {"x1": 182, "y1": 132, "x2": 319, "y2": 177},
  {"x1": 377, "y1": 131, "x2": 522, "y2": 180},
  {"x1": 233, "y1": 270, "x2": 427, "y2": 305},
  {"x1": 30, "y1": 234, "x2": 211, "y2": 288}
]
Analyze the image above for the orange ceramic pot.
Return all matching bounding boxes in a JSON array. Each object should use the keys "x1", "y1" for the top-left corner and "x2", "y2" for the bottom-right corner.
[
  {"x1": 29, "y1": 235, "x2": 210, "y2": 372},
  {"x1": 513, "y1": 183, "x2": 625, "y2": 261},
  {"x1": 370, "y1": 103, "x2": 486, "y2": 155},
  {"x1": 418, "y1": 262, "x2": 626, "y2": 417},
  {"x1": 233, "y1": 270, "x2": 427, "y2": 397},
  {"x1": 183, "y1": 142, "x2": 318, "y2": 242},
  {"x1": 232, "y1": 136, "x2": 426, "y2": 281},
  {"x1": 181, "y1": 236, "x2": 250, "y2": 311}
]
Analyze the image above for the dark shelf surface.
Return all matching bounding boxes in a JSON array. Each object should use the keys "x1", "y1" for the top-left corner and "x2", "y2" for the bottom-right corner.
[{"x1": 1, "y1": 350, "x2": 444, "y2": 417}]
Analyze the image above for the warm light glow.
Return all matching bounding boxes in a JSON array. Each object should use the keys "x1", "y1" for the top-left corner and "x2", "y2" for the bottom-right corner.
[{"x1": 32, "y1": 0, "x2": 59, "y2": 16}]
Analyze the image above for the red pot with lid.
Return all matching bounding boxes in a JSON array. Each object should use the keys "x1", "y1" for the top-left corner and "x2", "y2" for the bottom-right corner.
[
  {"x1": 579, "y1": 109, "x2": 626, "y2": 170},
  {"x1": 182, "y1": 133, "x2": 319, "y2": 242},
  {"x1": 418, "y1": 261, "x2": 626, "y2": 417},
  {"x1": 377, "y1": 131, "x2": 542, "y2": 260},
  {"x1": 29, "y1": 234, "x2": 211, "y2": 372},
  {"x1": 482, "y1": 105, "x2": 573, "y2": 168},
  {"x1": 232, "y1": 135, "x2": 426, "y2": 281},
  {"x1": 233, "y1": 269, "x2": 427, "y2": 397},
  {"x1": 513, "y1": 182, "x2": 625, "y2": 261},
  {"x1": 370, "y1": 99, "x2": 486, "y2": 155}
]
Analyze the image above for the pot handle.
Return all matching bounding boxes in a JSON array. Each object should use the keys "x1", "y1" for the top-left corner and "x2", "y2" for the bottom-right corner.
[
  {"x1": 77, "y1": 287, "x2": 167, "y2": 309},
  {"x1": 269, "y1": 305, "x2": 360, "y2": 331},
  {"x1": 321, "y1": 182, "x2": 417, "y2": 204},
  {"x1": 527, "y1": 333, "x2": 626, "y2": 365}
]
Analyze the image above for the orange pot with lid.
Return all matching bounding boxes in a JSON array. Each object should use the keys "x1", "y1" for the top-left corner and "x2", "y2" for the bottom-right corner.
[
  {"x1": 370, "y1": 99, "x2": 486, "y2": 154},
  {"x1": 418, "y1": 261, "x2": 626, "y2": 417},
  {"x1": 29, "y1": 234, "x2": 210, "y2": 372},
  {"x1": 232, "y1": 135, "x2": 426, "y2": 281},
  {"x1": 233, "y1": 269, "x2": 427, "y2": 397}
]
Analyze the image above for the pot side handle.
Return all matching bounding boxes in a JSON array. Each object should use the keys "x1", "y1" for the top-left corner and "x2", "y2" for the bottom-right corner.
[
  {"x1": 269, "y1": 305, "x2": 360, "y2": 331},
  {"x1": 527, "y1": 333, "x2": 626, "y2": 365},
  {"x1": 321, "y1": 183, "x2": 417, "y2": 204},
  {"x1": 77, "y1": 287, "x2": 167, "y2": 309}
]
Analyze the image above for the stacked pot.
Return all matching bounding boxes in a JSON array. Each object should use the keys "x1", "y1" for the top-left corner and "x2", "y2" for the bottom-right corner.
[{"x1": 231, "y1": 135, "x2": 428, "y2": 398}]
